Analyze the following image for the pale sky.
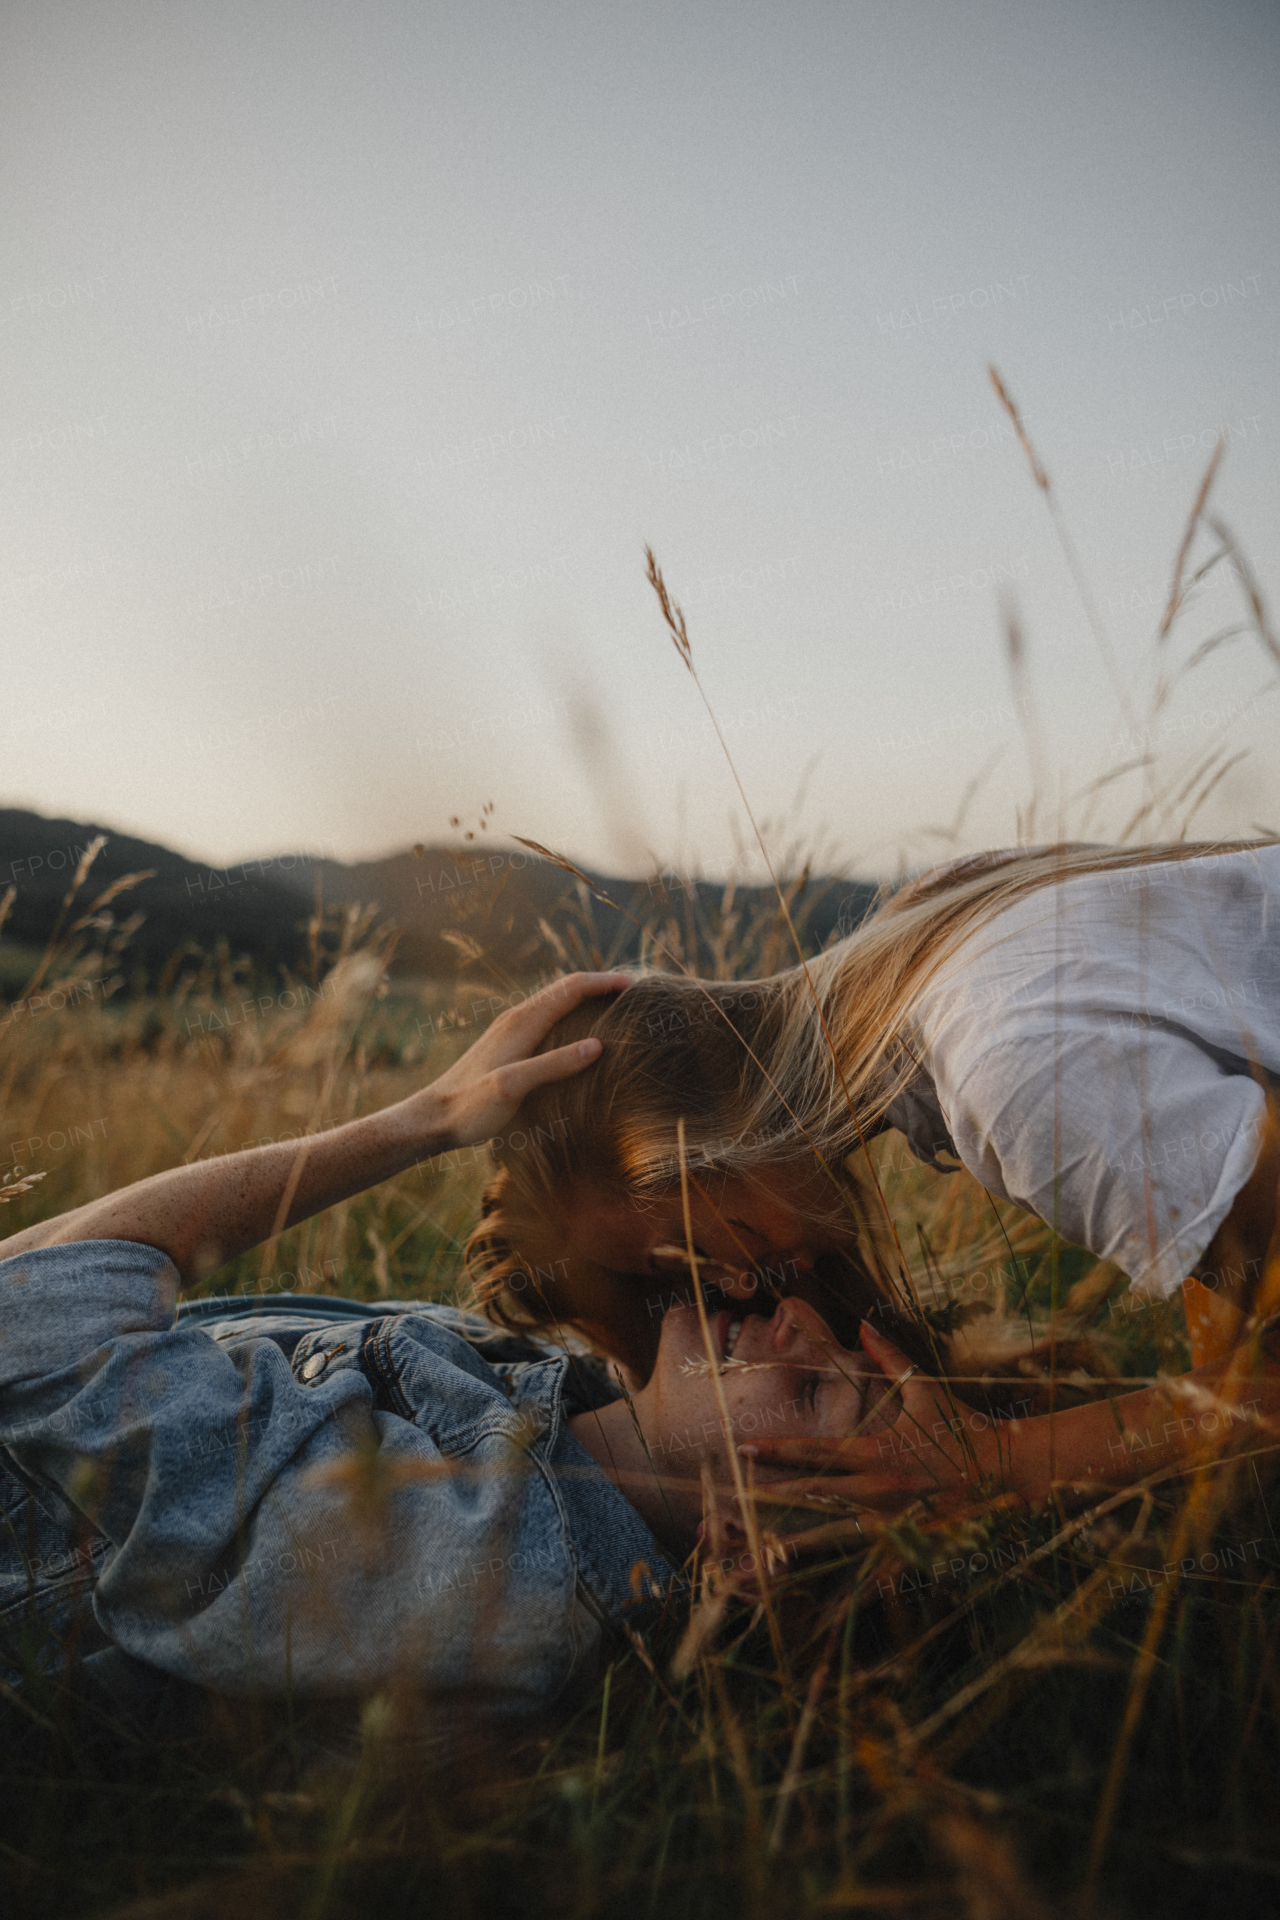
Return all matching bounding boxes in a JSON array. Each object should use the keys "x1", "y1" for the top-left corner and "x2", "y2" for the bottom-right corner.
[{"x1": 2, "y1": 0, "x2": 1276, "y2": 882}]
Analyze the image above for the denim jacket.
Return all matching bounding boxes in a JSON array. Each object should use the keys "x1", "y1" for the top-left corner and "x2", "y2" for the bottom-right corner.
[{"x1": 0, "y1": 1241, "x2": 675, "y2": 1720}]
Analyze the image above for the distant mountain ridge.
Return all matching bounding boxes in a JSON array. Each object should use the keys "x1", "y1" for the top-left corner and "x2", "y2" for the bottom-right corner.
[
  {"x1": 0, "y1": 809, "x2": 319, "y2": 982},
  {"x1": 0, "y1": 808, "x2": 880, "y2": 984}
]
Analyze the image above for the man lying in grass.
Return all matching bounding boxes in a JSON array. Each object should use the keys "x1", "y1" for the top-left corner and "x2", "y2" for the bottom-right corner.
[{"x1": 0, "y1": 973, "x2": 894, "y2": 1723}]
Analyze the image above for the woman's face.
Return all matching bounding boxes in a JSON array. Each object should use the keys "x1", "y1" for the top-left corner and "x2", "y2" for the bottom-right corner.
[{"x1": 559, "y1": 1167, "x2": 841, "y2": 1303}]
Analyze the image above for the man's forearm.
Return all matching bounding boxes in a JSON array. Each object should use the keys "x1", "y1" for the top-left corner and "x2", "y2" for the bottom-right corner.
[
  {"x1": 0, "y1": 1086, "x2": 452, "y2": 1284},
  {"x1": 0, "y1": 970, "x2": 630, "y2": 1287}
]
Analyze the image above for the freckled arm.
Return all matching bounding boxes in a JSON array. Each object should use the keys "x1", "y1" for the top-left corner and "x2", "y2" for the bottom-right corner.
[{"x1": 0, "y1": 971, "x2": 629, "y2": 1287}]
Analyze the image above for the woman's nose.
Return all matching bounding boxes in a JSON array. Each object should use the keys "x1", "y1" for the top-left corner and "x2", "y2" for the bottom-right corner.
[{"x1": 713, "y1": 1268, "x2": 760, "y2": 1300}]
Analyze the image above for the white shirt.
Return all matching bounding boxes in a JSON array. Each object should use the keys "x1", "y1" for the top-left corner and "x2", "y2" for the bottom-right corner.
[{"x1": 884, "y1": 845, "x2": 1280, "y2": 1298}]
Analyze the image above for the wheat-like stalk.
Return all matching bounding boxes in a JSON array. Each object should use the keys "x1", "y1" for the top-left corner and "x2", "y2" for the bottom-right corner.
[{"x1": 0, "y1": 1169, "x2": 47, "y2": 1203}]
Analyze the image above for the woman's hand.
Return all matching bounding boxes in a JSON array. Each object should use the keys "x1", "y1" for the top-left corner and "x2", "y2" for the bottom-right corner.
[
  {"x1": 740, "y1": 1322, "x2": 1009, "y2": 1515},
  {"x1": 422, "y1": 970, "x2": 631, "y2": 1152}
]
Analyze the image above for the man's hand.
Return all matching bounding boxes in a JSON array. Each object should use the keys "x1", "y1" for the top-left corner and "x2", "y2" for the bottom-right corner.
[
  {"x1": 740, "y1": 1321, "x2": 1010, "y2": 1514},
  {"x1": 0, "y1": 970, "x2": 631, "y2": 1280},
  {"x1": 422, "y1": 970, "x2": 630, "y2": 1151}
]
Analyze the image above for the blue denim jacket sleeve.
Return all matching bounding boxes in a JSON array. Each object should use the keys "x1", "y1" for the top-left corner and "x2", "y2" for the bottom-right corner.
[{"x1": 0, "y1": 1241, "x2": 674, "y2": 1716}]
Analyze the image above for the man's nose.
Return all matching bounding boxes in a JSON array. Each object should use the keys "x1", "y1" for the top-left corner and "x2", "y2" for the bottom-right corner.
[{"x1": 772, "y1": 1298, "x2": 814, "y2": 1349}]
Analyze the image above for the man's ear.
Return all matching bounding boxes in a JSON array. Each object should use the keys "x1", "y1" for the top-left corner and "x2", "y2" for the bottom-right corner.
[{"x1": 699, "y1": 1466, "x2": 759, "y2": 1563}]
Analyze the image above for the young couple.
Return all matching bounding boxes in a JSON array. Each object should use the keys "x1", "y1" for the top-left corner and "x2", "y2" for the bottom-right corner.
[{"x1": 3, "y1": 838, "x2": 1278, "y2": 1724}]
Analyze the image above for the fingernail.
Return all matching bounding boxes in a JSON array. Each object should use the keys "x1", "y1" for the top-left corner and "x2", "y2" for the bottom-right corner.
[
  {"x1": 577, "y1": 1038, "x2": 601, "y2": 1059},
  {"x1": 738, "y1": 1444, "x2": 759, "y2": 1457}
]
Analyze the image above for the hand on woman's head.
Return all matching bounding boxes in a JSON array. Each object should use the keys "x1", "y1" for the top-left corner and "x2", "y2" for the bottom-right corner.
[{"x1": 426, "y1": 970, "x2": 631, "y2": 1151}]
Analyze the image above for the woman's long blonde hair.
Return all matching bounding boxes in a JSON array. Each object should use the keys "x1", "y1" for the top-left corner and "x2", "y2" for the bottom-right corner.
[{"x1": 465, "y1": 838, "x2": 1271, "y2": 1368}]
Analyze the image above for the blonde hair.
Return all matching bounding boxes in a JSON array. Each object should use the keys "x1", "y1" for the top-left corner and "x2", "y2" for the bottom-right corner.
[{"x1": 465, "y1": 838, "x2": 1271, "y2": 1369}]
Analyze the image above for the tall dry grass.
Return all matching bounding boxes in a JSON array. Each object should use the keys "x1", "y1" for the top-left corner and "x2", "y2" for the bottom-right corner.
[{"x1": 3, "y1": 373, "x2": 1280, "y2": 1919}]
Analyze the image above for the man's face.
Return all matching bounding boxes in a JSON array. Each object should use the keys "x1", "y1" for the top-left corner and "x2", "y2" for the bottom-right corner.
[{"x1": 631, "y1": 1294, "x2": 892, "y2": 1494}]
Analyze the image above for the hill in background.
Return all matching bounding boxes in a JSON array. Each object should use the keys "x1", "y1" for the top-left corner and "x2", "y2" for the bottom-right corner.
[{"x1": 0, "y1": 808, "x2": 880, "y2": 988}]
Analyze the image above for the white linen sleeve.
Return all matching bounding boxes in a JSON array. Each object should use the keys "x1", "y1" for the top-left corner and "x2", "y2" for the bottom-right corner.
[{"x1": 927, "y1": 1020, "x2": 1267, "y2": 1299}]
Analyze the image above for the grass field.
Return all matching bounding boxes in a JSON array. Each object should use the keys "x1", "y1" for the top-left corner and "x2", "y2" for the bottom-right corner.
[{"x1": 3, "y1": 864, "x2": 1280, "y2": 1920}]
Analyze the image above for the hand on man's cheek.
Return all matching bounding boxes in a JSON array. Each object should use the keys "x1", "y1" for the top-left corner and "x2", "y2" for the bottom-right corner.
[{"x1": 570, "y1": 1298, "x2": 889, "y2": 1556}]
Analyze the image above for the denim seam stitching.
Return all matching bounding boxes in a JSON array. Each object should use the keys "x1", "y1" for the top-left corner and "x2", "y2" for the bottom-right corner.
[{"x1": 362, "y1": 1322, "x2": 412, "y2": 1419}]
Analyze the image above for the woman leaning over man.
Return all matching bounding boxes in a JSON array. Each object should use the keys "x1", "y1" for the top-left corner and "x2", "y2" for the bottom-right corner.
[{"x1": 466, "y1": 839, "x2": 1280, "y2": 1517}]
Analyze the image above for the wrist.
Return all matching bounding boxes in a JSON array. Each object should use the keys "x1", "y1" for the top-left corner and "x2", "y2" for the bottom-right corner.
[
  {"x1": 384, "y1": 1085, "x2": 456, "y2": 1164},
  {"x1": 372, "y1": 1082, "x2": 458, "y2": 1167}
]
